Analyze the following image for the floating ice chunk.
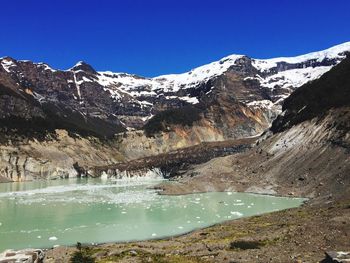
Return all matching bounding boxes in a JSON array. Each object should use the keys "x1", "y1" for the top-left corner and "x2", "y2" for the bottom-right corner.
[
  {"x1": 49, "y1": 236, "x2": 58, "y2": 241},
  {"x1": 151, "y1": 233, "x2": 157, "y2": 237},
  {"x1": 178, "y1": 226, "x2": 184, "y2": 229},
  {"x1": 227, "y1": 192, "x2": 232, "y2": 195},
  {"x1": 196, "y1": 216, "x2": 201, "y2": 219},
  {"x1": 121, "y1": 211, "x2": 127, "y2": 214},
  {"x1": 247, "y1": 206, "x2": 251, "y2": 208},
  {"x1": 37, "y1": 235, "x2": 41, "y2": 239},
  {"x1": 187, "y1": 220, "x2": 191, "y2": 223},
  {"x1": 0, "y1": 222, "x2": 2, "y2": 226},
  {"x1": 195, "y1": 198, "x2": 201, "y2": 201},
  {"x1": 230, "y1": 211, "x2": 243, "y2": 217}
]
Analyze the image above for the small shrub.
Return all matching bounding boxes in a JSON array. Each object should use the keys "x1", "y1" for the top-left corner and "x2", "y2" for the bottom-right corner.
[
  {"x1": 70, "y1": 242, "x2": 95, "y2": 263},
  {"x1": 229, "y1": 240, "x2": 263, "y2": 250}
]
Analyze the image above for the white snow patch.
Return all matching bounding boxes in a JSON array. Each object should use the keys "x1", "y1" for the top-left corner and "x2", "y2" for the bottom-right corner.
[
  {"x1": 247, "y1": 100, "x2": 276, "y2": 110},
  {"x1": 178, "y1": 96, "x2": 199, "y2": 104},
  {"x1": 73, "y1": 73, "x2": 82, "y2": 100},
  {"x1": 36, "y1": 63, "x2": 57, "y2": 72},
  {"x1": 258, "y1": 66, "x2": 332, "y2": 90},
  {"x1": 1, "y1": 59, "x2": 16, "y2": 72}
]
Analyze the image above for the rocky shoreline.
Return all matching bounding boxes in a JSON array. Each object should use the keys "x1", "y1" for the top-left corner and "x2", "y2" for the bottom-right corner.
[{"x1": 43, "y1": 194, "x2": 349, "y2": 263}]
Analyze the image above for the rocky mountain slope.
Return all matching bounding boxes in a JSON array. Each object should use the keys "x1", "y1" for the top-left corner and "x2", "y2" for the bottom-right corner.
[{"x1": 159, "y1": 55, "x2": 350, "y2": 201}]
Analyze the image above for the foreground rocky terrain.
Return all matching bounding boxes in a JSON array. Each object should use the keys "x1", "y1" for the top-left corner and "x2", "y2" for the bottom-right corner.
[{"x1": 44, "y1": 54, "x2": 350, "y2": 262}]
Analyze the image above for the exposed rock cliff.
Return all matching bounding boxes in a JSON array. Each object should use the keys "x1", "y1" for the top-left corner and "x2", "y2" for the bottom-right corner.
[{"x1": 0, "y1": 130, "x2": 124, "y2": 182}]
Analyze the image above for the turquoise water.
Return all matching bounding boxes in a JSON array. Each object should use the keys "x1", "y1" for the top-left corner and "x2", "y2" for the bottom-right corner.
[{"x1": 0, "y1": 178, "x2": 305, "y2": 251}]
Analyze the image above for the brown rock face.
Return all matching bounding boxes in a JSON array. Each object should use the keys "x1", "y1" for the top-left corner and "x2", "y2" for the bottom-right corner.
[{"x1": 0, "y1": 129, "x2": 124, "y2": 182}]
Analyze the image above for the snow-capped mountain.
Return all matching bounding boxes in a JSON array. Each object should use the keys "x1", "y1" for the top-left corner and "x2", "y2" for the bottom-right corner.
[
  {"x1": 0, "y1": 42, "x2": 349, "y2": 139},
  {"x1": 98, "y1": 41, "x2": 350, "y2": 106}
]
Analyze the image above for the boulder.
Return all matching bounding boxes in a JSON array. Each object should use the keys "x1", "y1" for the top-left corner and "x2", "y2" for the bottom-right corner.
[{"x1": 0, "y1": 249, "x2": 44, "y2": 263}]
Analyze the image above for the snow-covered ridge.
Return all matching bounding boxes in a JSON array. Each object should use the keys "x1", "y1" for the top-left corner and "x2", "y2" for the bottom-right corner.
[
  {"x1": 96, "y1": 54, "x2": 244, "y2": 98},
  {"x1": 153, "y1": 54, "x2": 244, "y2": 92},
  {"x1": 252, "y1": 41, "x2": 350, "y2": 72},
  {"x1": 1, "y1": 42, "x2": 349, "y2": 110},
  {"x1": 91, "y1": 42, "x2": 349, "y2": 107}
]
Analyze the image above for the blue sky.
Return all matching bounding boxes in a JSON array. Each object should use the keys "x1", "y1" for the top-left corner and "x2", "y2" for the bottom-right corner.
[{"x1": 1, "y1": 0, "x2": 349, "y2": 77}]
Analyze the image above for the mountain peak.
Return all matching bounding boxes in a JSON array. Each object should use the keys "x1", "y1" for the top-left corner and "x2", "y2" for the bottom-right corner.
[
  {"x1": 69, "y1": 61, "x2": 97, "y2": 74},
  {"x1": 0, "y1": 56, "x2": 16, "y2": 61}
]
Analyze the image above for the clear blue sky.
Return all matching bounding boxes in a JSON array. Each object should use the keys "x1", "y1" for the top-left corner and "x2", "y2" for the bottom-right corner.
[{"x1": 1, "y1": 0, "x2": 349, "y2": 77}]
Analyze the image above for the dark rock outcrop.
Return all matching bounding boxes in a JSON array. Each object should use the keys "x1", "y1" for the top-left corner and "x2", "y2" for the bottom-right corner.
[{"x1": 271, "y1": 56, "x2": 350, "y2": 133}]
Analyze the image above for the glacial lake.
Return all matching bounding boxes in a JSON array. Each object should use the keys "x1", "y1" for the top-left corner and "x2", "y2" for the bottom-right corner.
[{"x1": 0, "y1": 178, "x2": 305, "y2": 251}]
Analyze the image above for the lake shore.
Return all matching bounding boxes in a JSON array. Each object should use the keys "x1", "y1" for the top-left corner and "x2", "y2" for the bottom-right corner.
[{"x1": 44, "y1": 191, "x2": 350, "y2": 263}]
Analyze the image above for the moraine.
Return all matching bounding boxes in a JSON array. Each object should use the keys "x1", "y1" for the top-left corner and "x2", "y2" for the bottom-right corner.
[{"x1": 0, "y1": 177, "x2": 305, "y2": 251}]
